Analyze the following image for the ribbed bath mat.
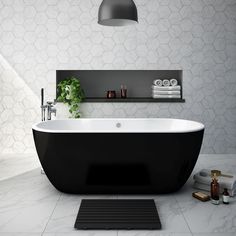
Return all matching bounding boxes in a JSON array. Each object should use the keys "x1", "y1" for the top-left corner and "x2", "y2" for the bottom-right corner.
[{"x1": 74, "y1": 199, "x2": 161, "y2": 230}]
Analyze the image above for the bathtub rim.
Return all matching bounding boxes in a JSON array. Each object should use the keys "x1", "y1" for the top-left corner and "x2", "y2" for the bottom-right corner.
[{"x1": 32, "y1": 118, "x2": 204, "y2": 134}]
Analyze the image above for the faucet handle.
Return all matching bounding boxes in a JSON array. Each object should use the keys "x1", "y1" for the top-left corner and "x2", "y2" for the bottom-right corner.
[
  {"x1": 47, "y1": 101, "x2": 53, "y2": 106},
  {"x1": 51, "y1": 107, "x2": 56, "y2": 115}
]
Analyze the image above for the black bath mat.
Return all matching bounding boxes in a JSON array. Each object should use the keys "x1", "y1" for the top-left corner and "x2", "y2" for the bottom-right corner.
[{"x1": 74, "y1": 199, "x2": 161, "y2": 230}]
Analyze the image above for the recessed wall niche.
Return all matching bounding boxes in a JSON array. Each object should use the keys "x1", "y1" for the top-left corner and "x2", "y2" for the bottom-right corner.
[{"x1": 56, "y1": 70, "x2": 185, "y2": 103}]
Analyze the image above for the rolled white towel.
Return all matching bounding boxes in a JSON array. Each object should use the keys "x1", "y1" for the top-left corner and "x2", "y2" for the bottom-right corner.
[
  {"x1": 170, "y1": 78, "x2": 178, "y2": 86},
  {"x1": 193, "y1": 169, "x2": 236, "y2": 191},
  {"x1": 152, "y1": 90, "x2": 181, "y2": 95},
  {"x1": 193, "y1": 181, "x2": 235, "y2": 197},
  {"x1": 163, "y1": 79, "x2": 170, "y2": 87},
  {"x1": 153, "y1": 79, "x2": 163, "y2": 86},
  {"x1": 193, "y1": 181, "x2": 210, "y2": 192},
  {"x1": 152, "y1": 85, "x2": 181, "y2": 91},
  {"x1": 152, "y1": 94, "x2": 181, "y2": 99}
]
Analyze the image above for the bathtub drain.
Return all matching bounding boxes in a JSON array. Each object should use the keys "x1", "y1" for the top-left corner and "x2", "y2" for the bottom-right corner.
[{"x1": 116, "y1": 122, "x2": 121, "y2": 128}]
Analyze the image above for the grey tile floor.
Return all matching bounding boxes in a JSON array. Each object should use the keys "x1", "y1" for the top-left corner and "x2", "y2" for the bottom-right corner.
[{"x1": 0, "y1": 154, "x2": 236, "y2": 236}]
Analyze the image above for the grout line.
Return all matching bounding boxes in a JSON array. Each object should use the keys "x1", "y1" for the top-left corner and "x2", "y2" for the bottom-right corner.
[
  {"x1": 174, "y1": 196, "x2": 193, "y2": 235},
  {"x1": 41, "y1": 191, "x2": 62, "y2": 235}
]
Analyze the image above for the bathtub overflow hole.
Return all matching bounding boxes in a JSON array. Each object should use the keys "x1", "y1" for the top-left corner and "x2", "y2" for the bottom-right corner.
[{"x1": 116, "y1": 122, "x2": 121, "y2": 128}]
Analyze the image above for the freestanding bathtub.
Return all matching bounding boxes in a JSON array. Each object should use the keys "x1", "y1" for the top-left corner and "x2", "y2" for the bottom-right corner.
[{"x1": 32, "y1": 118, "x2": 204, "y2": 194}]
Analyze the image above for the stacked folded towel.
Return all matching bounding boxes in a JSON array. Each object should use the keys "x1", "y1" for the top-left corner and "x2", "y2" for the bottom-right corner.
[
  {"x1": 193, "y1": 169, "x2": 236, "y2": 196},
  {"x1": 152, "y1": 79, "x2": 181, "y2": 99}
]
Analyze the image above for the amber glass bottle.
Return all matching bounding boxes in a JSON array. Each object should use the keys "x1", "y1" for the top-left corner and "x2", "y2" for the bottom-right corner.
[
  {"x1": 211, "y1": 173, "x2": 220, "y2": 205},
  {"x1": 222, "y1": 188, "x2": 230, "y2": 204}
]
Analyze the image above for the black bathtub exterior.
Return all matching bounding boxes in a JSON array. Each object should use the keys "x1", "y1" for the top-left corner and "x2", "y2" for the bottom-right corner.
[{"x1": 33, "y1": 129, "x2": 204, "y2": 194}]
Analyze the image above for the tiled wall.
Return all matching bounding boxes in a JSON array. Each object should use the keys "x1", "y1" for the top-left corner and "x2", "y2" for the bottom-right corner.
[
  {"x1": 0, "y1": 0, "x2": 236, "y2": 154},
  {"x1": 0, "y1": 54, "x2": 40, "y2": 153}
]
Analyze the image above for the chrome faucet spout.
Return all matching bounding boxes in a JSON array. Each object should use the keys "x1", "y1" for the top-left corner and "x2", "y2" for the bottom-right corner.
[{"x1": 46, "y1": 101, "x2": 57, "y2": 120}]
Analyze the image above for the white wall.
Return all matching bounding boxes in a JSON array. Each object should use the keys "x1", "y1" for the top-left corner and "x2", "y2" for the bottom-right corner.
[{"x1": 0, "y1": 0, "x2": 236, "y2": 154}]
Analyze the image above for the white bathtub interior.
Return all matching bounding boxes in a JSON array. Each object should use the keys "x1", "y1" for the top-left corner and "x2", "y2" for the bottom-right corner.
[{"x1": 33, "y1": 118, "x2": 204, "y2": 133}]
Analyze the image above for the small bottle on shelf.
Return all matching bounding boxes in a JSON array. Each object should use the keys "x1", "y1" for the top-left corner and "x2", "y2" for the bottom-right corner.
[
  {"x1": 222, "y1": 188, "x2": 230, "y2": 204},
  {"x1": 211, "y1": 173, "x2": 220, "y2": 205},
  {"x1": 120, "y1": 85, "x2": 127, "y2": 98}
]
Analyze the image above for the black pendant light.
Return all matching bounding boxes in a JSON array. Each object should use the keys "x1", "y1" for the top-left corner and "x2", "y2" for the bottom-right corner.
[{"x1": 98, "y1": 0, "x2": 138, "y2": 26}]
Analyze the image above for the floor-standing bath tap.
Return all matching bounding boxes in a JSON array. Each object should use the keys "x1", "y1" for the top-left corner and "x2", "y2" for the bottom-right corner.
[
  {"x1": 40, "y1": 88, "x2": 56, "y2": 121},
  {"x1": 41, "y1": 88, "x2": 47, "y2": 121},
  {"x1": 39, "y1": 88, "x2": 57, "y2": 175}
]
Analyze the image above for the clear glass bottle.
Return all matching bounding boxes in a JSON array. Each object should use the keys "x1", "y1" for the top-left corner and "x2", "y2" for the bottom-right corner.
[
  {"x1": 211, "y1": 173, "x2": 220, "y2": 205},
  {"x1": 120, "y1": 85, "x2": 127, "y2": 98},
  {"x1": 222, "y1": 188, "x2": 230, "y2": 204}
]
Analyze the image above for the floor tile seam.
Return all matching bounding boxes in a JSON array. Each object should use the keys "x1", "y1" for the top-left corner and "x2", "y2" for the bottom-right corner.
[
  {"x1": 174, "y1": 195, "x2": 193, "y2": 234},
  {"x1": 41, "y1": 192, "x2": 63, "y2": 234},
  {"x1": 0, "y1": 231, "x2": 43, "y2": 234},
  {"x1": 0, "y1": 197, "x2": 61, "y2": 204},
  {"x1": 0, "y1": 171, "x2": 42, "y2": 185}
]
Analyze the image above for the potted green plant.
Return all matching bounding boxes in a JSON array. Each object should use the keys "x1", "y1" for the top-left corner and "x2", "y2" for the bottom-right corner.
[{"x1": 57, "y1": 77, "x2": 85, "y2": 118}]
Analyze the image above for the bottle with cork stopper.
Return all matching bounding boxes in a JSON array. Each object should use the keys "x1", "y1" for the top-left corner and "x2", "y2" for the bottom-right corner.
[{"x1": 211, "y1": 173, "x2": 220, "y2": 205}]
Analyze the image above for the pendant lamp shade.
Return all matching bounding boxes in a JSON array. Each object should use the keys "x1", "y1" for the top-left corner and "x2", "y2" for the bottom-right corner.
[{"x1": 98, "y1": 0, "x2": 138, "y2": 26}]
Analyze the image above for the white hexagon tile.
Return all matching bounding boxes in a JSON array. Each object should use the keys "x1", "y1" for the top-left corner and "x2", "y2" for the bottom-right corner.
[
  {"x1": 0, "y1": 0, "x2": 236, "y2": 154},
  {"x1": 0, "y1": 54, "x2": 40, "y2": 154}
]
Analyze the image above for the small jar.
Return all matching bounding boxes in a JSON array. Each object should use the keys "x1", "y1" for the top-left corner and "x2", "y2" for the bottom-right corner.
[
  {"x1": 107, "y1": 90, "x2": 116, "y2": 98},
  {"x1": 222, "y1": 188, "x2": 230, "y2": 204}
]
